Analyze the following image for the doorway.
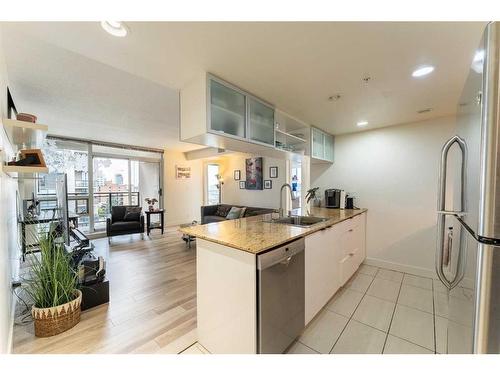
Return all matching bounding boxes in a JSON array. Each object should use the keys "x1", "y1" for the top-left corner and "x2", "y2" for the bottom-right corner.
[{"x1": 291, "y1": 160, "x2": 302, "y2": 209}]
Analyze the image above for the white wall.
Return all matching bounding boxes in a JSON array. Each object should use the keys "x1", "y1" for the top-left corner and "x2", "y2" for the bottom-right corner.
[
  {"x1": 311, "y1": 116, "x2": 455, "y2": 276},
  {"x1": 0, "y1": 29, "x2": 19, "y2": 353},
  {"x1": 219, "y1": 153, "x2": 287, "y2": 209},
  {"x1": 163, "y1": 150, "x2": 204, "y2": 226}
]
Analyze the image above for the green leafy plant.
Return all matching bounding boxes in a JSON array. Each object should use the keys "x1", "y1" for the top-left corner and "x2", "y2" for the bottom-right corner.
[
  {"x1": 305, "y1": 187, "x2": 320, "y2": 204},
  {"x1": 22, "y1": 232, "x2": 78, "y2": 308}
]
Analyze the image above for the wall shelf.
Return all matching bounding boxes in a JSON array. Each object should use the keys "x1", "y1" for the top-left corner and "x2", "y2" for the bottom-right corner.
[
  {"x1": 2, "y1": 118, "x2": 48, "y2": 150},
  {"x1": 1, "y1": 164, "x2": 48, "y2": 179},
  {"x1": 275, "y1": 128, "x2": 306, "y2": 144}
]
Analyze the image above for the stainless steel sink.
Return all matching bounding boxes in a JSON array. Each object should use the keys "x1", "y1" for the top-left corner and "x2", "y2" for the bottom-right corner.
[{"x1": 266, "y1": 215, "x2": 328, "y2": 227}]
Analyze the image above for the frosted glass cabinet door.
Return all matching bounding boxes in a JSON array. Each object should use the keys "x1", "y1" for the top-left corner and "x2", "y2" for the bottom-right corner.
[
  {"x1": 312, "y1": 128, "x2": 325, "y2": 159},
  {"x1": 209, "y1": 79, "x2": 246, "y2": 138},
  {"x1": 248, "y1": 97, "x2": 275, "y2": 146},
  {"x1": 324, "y1": 134, "x2": 334, "y2": 162}
]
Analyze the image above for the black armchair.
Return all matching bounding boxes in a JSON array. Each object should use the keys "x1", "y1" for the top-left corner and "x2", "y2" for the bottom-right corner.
[{"x1": 106, "y1": 205, "x2": 144, "y2": 242}]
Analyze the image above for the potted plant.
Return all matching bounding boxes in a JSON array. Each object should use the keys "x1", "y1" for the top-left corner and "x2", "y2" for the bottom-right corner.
[
  {"x1": 305, "y1": 187, "x2": 321, "y2": 208},
  {"x1": 145, "y1": 197, "x2": 158, "y2": 211},
  {"x1": 22, "y1": 232, "x2": 81, "y2": 337}
]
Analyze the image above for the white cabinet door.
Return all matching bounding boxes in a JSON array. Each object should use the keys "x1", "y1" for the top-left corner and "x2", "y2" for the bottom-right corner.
[
  {"x1": 305, "y1": 226, "x2": 340, "y2": 325},
  {"x1": 311, "y1": 127, "x2": 325, "y2": 160},
  {"x1": 324, "y1": 133, "x2": 334, "y2": 162},
  {"x1": 337, "y1": 213, "x2": 367, "y2": 286},
  {"x1": 248, "y1": 97, "x2": 275, "y2": 146},
  {"x1": 209, "y1": 79, "x2": 246, "y2": 138}
]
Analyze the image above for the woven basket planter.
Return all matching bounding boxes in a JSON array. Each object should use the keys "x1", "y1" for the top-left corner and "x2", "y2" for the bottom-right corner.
[{"x1": 32, "y1": 289, "x2": 82, "y2": 337}]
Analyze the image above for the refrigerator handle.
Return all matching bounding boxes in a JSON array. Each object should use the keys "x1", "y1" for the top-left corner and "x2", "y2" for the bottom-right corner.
[{"x1": 436, "y1": 135, "x2": 467, "y2": 290}]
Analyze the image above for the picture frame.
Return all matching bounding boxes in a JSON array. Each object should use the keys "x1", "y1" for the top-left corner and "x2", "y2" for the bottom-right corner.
[
  {"x1": 175, "y1": 165, "x2": 191, "y2": 179},
  {"x1": 245, "y1": 157, "x2": 263, "y2": 190},
  {"x1": 270, "y1": 166, "x2": 278, "y2": 178},
  {"x1": 234, "y1": 170, "x2": 241, "y2": 180},
  {"x1": 239, "y1": 181, "x2": 246, "y2": 189},
  {"x1": 264, "y1": 180, "x2": 272, "y2": 189}
]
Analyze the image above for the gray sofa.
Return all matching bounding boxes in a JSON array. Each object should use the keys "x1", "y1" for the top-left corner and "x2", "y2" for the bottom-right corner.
[{"x1": 201, "y1": 204, "x2": 276, "y2": 224}]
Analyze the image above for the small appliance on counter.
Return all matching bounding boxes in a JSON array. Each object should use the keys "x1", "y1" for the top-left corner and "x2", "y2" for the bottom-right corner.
[
  {"x1": 340, "y1": 190, "x2": 346, "y2": 209},
  {"x1": 325, "y1": 189, "x2": 342, "y2": 208},
  {"x1": 345, "y1": 195, "x2": 355, "y2": 209}
]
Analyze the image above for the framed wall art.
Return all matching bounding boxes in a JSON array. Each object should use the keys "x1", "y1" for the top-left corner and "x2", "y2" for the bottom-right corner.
[{"x1": 245, "y1": 157, "x2": 263, "y2": 190}]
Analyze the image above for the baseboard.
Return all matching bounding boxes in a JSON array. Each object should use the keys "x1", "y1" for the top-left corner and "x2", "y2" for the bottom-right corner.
[{"x1": 364, "y1": 257, "x2": 437, "y2": 279}]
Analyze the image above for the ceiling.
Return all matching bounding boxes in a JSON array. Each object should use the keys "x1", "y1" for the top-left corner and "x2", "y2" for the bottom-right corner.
[{"x1": 0, "y1": 22, "x2": 487, "y2": 150}]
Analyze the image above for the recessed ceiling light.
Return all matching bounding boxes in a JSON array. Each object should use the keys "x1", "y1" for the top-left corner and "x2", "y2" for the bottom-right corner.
[
  {"x1": 357, "y1": 121, "x2": 368, "y2": 127},
  {"x1": 412, "y1": 65, "x2": 435, "y2": 78},
  {"x1": 101, "y1": 21, "x2": 128, "y2": 37}
]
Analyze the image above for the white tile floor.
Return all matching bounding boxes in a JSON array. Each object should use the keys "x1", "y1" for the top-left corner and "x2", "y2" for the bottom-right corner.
[
  {"x1": 288, "y1": 264, "x2": 452, "y2": 354},
  {"x1": 182, "y1": 263, "x2": 472, "y2": 354}
]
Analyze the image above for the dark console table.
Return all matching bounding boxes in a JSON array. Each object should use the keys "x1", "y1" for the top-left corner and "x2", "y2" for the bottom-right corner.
[{"x1": 145, "y1": 209, "x2": 165, "y2": 236}]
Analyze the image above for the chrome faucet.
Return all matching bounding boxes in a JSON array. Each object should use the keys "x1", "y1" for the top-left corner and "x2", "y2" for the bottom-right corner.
[{"x1": 279, "y1": 183, "x2": 294, "y2": 218}]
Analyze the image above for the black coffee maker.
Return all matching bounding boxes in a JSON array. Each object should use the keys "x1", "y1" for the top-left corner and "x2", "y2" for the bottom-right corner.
[{"x1": 325, "y1": 189, "x2": 341, "y2": 208}]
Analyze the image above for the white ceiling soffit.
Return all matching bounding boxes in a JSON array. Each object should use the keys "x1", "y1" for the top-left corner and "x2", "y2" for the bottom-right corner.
[
  {"x1": 1, "y1": 22, "x2": 486, "y2": 139},
  {"x1": 1, "y1": 25, "x2": 200, "y2": 152}
]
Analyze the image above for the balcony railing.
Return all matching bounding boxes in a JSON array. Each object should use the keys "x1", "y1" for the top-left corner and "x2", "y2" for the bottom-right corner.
[
  {"x1": 34, "y1": 191, "x2": 140, "y2": 232},
  {"x1": 93, "y1": 192, "x2": 140, "y2": 224}
]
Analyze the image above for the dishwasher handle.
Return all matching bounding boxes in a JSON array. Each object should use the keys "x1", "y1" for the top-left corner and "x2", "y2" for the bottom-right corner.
[{"x1": 257, "y1": 238, "x2": 305, "y2": 270}]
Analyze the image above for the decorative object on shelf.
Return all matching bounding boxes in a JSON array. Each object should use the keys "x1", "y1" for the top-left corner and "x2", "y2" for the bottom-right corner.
[
  {"x1": 7, "y1": 148, "x2": 46, "y2": 168},
  {"x1": 175, "y1": 165, "x2": 191, "y2": 179},
  {"x1": 306, "y1": 187, "x2": 321, "y2": 207},
  {"x1": 16, "y1": 112, "x2": 37, "y2": 123},
  {"x1": 25, "y1": 192, "x2": 40, "y2": 219},
  {"x1": 145, "y1": 197, "x2": 158, "y2": 211},
  {"x1": 21, "y1": 231, "x2": 81, "y2": 337},
  {"x1": 264, "y1": 180, "x2": 272, "y2": 189},
  {"x1": 270, "y1": 166, "x2": 278, "y2": 178},
  {"x1": 245, "y1": 157, "x2": 263, "y2": 190},
  {"x1": 239, "y1": 181, "x2": 246, "y2": 189},
  {"x1": 233, "y1": 170, "x2": 241, "y2": 180}
]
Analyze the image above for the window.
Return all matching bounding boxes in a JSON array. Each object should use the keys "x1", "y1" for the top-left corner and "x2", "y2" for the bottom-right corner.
[
  {"x1": 206, "y1": 164, "x2": 220, "y2": 205},
  {"x1": 41, "y1": 138, "x2": 163, "y2": 234},
  {"x1": 39, "y1": 139, "x2": 90, "y2": 232}
]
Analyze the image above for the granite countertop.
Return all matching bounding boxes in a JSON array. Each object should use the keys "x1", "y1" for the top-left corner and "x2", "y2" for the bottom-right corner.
[{"x1": 178, "y1": 207, "x2": 367, "y2": 254}]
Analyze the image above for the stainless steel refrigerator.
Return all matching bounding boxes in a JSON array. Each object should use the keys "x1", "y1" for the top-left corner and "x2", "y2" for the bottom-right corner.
[{"x1": 436, "y1": 21, "x2": 500, "y2": 354}]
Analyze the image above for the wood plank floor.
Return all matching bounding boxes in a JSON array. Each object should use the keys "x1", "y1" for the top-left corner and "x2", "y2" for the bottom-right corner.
[{"x1": 13, "y1": 226, "x2": 198, "y2": 354}]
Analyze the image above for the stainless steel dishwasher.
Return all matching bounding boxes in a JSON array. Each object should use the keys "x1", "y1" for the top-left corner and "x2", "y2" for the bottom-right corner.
[{"x1": 257, "y1": 237, "x2": 305, "y2": 354}]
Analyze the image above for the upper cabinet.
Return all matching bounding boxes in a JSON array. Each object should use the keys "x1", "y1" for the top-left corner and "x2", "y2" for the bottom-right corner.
[
  {"x1": 311, "y1": 127, "x2": 334, "y2": 163},
  {"x1": 209, "y1": 79, "x2": 246, "y2": 138},
  {"x1": 247, "y1": 96, "x2": 275, "y2": 146},
  {"x1": 180, "y1": 72, "x2": 331, "y2": 162},
  {"x1": 181, "y1": 73, "x2": 281, "y2": 157},
  {"x1": 274, "y1": 110, "x2": 308, "y2": 153}
]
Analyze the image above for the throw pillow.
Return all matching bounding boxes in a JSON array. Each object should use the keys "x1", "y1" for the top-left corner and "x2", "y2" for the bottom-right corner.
[
  {"x1": 239, "y1": 207, "x2": 247, "y2": 218},
  {"x1": 215, "y1": 205, "x2": 231, "y2": 217},
  {"x1": 226, "y1": 207, "x2": 243, "y2": 220},
  {"x1": 124, "y1": 206, "x2": 142, "y2": 221}
]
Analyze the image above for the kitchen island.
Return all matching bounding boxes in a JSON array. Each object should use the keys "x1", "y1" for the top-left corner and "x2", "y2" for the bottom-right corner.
[{"x1": 179, "y1": 207, "x2": 367, "y2": 354}]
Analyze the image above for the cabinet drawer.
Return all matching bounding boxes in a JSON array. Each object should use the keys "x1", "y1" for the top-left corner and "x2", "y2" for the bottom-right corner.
[{"x1": 339, "y1": 250, "x2": 358, "y2": 286}]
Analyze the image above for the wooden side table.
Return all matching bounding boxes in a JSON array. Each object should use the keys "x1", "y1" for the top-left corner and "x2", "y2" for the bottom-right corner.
[{"x1": 145, "y1": 209, "x2": 165, "y2": 236}]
